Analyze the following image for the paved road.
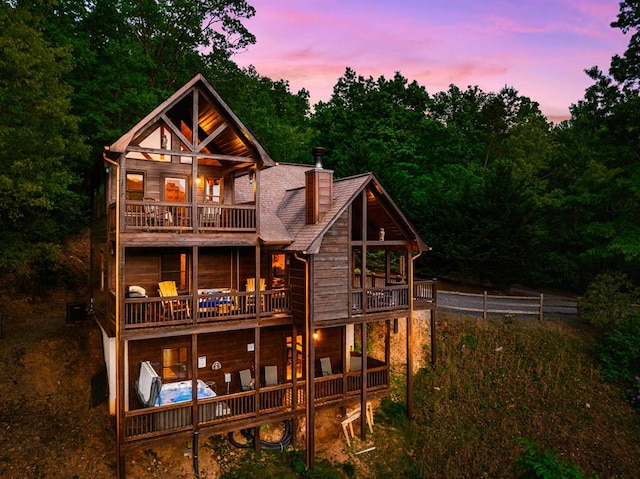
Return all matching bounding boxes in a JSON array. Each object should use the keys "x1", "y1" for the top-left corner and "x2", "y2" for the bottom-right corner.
[{"x1": 437, "y1": 290, "x2": 578, "y2": 317}]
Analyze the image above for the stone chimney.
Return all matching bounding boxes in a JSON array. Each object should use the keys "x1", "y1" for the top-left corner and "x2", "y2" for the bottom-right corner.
[{"x1": 305, "y1": 147, "x2": 333, "y2": 224}]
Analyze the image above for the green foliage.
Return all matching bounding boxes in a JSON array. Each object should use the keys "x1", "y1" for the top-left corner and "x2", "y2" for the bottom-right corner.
[
  {"x1": 389, "y1": 316, "x2": 640, "y2": 478},
  {"x1": 220, "y1": 448, "x2": 343, "y2": 479},
  {"x1": 624, "y1": 376, "x2": 640, "y2": 409},
  {"x1": 377, "y1": 397, "x2": 408, "y2": 428},
  {"x1": 596, "y1": 313, "x2": 640, "y2": 382},
  {"x1": 578, "y1": 272, "x2": 640, "y2": 327},
  {"x1": 7, "y1": 0, "x2": 640, "y2": 294},
  {"x1": 0, "y1": 3, "x2": 88, "y2": 286},
  {"x1": 516, "y1": 438, "x2": 590, "y2": 479},
  {"x1": 208, "y1": 62, "x2": 312, "y2": 163}
]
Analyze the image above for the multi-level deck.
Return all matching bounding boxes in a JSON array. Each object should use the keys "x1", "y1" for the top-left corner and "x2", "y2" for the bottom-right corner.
[{"x1": 93, "y1": 75, "x2": 435, "y2": 477}]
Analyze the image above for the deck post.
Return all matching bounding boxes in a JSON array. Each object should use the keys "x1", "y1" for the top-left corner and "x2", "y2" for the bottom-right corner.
[
  {"x1": 291, "y1": 322, "x2": 298, "y2": 446},
  {"x1": 253, "y1": 326, "x2": 261, "y2": 456},
  {"x1": 360, "y1": 322, "x2": 368, "y2": 440},
  {"x1": 193, "y1": 429, "x2": 199, "y2": 474},
  {"x1": 539, "y1": 293, "x2": 544, "y2": 321},
  {"x1": 430, "y1": 309, "x2": 437, "y2": 369}
]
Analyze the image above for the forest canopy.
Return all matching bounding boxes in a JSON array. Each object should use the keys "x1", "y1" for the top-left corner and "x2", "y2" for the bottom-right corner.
[{"x1": 2, "y1": 0, "x2": 639, "y2": 293}]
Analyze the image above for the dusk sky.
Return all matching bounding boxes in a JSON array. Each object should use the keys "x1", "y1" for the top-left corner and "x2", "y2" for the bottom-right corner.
[{"x1": 232, "y1": 0, "x2": 629, "y2": 123}]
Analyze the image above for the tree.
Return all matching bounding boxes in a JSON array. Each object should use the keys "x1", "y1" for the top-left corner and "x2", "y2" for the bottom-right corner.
[
  {"x1": 548, "y1": 0, "x2": 640, "y2": 287},
  {"x1": 0, "y1": 3, "x2": 88, "y2": 287},
  {"x1": 207, "y1": 62, "x2": 313, "y2": 163},
  {"x1": 27, "y1": 0, "x2": 258, "y2": 173}
]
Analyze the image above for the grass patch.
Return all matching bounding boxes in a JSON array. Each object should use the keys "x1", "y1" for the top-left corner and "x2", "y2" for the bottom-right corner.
[
  {"x1": 369, "y1": 315, "x2": 640, "y2": 478},
  {"x1": 220, "y1": 448, "x2": 349, "y2": 479}
]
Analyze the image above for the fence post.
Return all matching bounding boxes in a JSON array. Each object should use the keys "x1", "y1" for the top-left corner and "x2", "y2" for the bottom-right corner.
[
  {"x1": 483, "y1": 291, "x2": 487, "y2": 320},
  {"x1": 539, "y1": 293, "x2": 544, "y2": 321}
]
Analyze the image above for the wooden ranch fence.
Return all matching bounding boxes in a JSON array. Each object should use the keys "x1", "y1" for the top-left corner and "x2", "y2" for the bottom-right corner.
[{"x1": 437, "y1": 290, "x2": 578, "y2": 320}]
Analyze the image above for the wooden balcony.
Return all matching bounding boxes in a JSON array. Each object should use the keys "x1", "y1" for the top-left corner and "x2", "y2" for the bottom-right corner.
[
  {"x1": 123, "y1": 364, "x2": 389, "y2": 443},
  {"x1": 122, "y1": 289, "x2": 291, "y2": 330},
  {"x1": 351, "y1": 280, "x2": 436, "y2": 314},
  {"x1": 110, "y1": 201, "x2": 256, "y2": 233}
]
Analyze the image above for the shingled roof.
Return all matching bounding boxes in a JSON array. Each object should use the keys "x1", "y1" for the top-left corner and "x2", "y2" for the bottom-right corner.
[{"x1": 256, "y1": 163, "x2": 427, "y2": 253}]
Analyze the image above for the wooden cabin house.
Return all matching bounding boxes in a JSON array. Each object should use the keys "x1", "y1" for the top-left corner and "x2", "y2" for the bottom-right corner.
[{"x1": 90, "y1": 74, "x2": 436, "y2": 477}]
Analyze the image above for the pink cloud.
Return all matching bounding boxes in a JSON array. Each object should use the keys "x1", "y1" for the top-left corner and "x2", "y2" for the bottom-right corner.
[{"x1": 233, "y1": 0, "x2": 630, "y2": 121}]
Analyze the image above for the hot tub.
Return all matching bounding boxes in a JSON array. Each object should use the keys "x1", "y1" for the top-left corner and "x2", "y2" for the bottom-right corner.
[{"x1": 155, "y1": 379, "x2": 216, "y2": 406}]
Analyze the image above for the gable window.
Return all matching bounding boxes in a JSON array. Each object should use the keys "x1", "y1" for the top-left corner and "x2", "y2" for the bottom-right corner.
[
  {"x1": 127, "y1": 124, "x2": 171, "y2": 162},
  {"x1": 126, "y1": 173, "x2": 144, "y2": 200}
]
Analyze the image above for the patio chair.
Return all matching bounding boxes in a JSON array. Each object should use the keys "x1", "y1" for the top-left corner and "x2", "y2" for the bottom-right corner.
[
  {"x1": 246, "y1": 277, "x2": 266, "y2": 292},
  {"x1": 143, "y1": 197, "x2": 158, "y2": 227},
  {"x1": 158, "y1": 280, "x2": 190, "y2": 320},
  {"x1": 264, "y1": 365, "x2": 278, "y2": 387},
  {"x1": 246, "y1": 277, "x2": 266, "y2": 310},
  {"x1": 350, "y1": 356, "x2": 362, "y2": 372},
  {"x1": 320, "y1": 357, "x2": 333, "y2": 376},
  {"x1": 239, "y1": 369, "x2": 253, "y2": 391}
]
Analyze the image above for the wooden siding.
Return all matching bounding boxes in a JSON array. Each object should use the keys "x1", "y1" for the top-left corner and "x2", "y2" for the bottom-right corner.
[
  {"x1": 312, "y1": 212, "x2": 350, "y2": 322},
  {"x1": 312, "y1": 327, "x2": 343, "y2": 377},
  {"x1": 289, "y1": 256, "x2": 307, "y2": 325},
  {"x1": 123, "y1": 158, "x2": 235, "y2": 204},
  {"x1": 127, "y1": 325, "x2": 297, "y2": 410},
  {"x1": 124, "y1": 249, "x2": 160, "y2": 296}
]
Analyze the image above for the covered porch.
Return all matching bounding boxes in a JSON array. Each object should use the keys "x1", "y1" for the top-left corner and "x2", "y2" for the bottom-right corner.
[{"x1": 121, "y1": 323, "x2": 392, "y2": 444}]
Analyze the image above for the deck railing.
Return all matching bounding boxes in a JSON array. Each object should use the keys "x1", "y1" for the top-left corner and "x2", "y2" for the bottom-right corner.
[
  {"x1": 123, "y1": 289, "x2": 291, "y2": 329},
  {"x1": 123, "y1": 365, "x2": 388, "y2": 442},
  {"x1": 197, "y1": 205, "x2": 255, "y2": 231},
  {"x1": 351, "y1": 280, "x2": 436, "y2": 314},
  {"x1": 314, "y1": 374, "x2": 345, "y2": 403},
  {"x1": 115, "y1": 201, "x2": 256, "y2": 233},
  {"x1": 124, "y1": 201, "x2": 193, "y2": 230},
  {"x1": 346, "y1": 366, "x2": 389, "y2": 395}
]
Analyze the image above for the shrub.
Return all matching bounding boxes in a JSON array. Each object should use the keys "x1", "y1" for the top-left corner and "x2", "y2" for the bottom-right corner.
[
  {"x1": 625, "y1": 376, "x2": 640, "y2": 409},
  {"x1": 516, "y1": 438, "x2": 589, "y2": 479},
  {"x1": 378, "y1": 397, "x2": 408, "y2": 428},
  {"x1": 578, "y1": 272, "x2": 639, "y2": 328},
  {"x1": 596, "y1": 313, "x2": 640, "y2": 382}
]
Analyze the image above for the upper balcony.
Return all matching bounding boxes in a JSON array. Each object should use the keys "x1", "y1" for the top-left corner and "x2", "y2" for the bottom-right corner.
[{"x1": 109, "y1": 200, "x2": 256, "y2": 234}]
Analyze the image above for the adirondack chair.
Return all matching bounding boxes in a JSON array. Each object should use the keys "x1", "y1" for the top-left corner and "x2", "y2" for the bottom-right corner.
[
  {"x1": 246, "y1": 277, "x2": 266, "y2": 310},
  {"x1": 158, "y1": 280, "x2": 190, "y2": 320}
]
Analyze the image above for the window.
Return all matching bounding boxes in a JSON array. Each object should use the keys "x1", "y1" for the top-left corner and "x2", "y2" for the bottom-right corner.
[
  {"x1": 162, "y1": 252, "x2": 188, "y2": 291},
  {"x1": 286, "y1": 335, "x2": 303, "y2": 380},
  {"x1": 162, "y1": 346, "x2": 189, "y2": 380},
  {"x1": 205, "y1": 177, "x2": 222, "y2": 203},
  {"x1": 126, "y1": 173, "x2": 144, "y2": 200},
  {"x1": 127, "y1": 125, "x2": 171, "y2": 162},
  {"x1": 271, "y1": 254, "x2": 287, "y2": 289},
  {"x1": 164, "y1": 177, "x2": 187, "y2": 202}
]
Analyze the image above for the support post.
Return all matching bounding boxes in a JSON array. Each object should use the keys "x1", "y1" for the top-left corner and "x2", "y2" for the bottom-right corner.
[
  {"x1": 360, "y1": 322, "x2": 368, "y2": 440},
  {"x1": 483, "y1": 291, "x2": 488, "y2": 320},
  {"x1": 193, "y1": 429, "x2": 199, "y2": 475}
]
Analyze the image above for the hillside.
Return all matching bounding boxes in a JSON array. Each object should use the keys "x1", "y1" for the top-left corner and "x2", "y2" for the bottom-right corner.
[
  {"x1": 1, "y1": 239, "x2": 639, "y2": 478},
  {"x1": 369, "y1": 314, "x2": 640, "y2": 478}
]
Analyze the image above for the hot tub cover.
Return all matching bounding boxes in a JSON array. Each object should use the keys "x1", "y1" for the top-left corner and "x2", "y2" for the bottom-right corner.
[{"x1": 136, "y1": 360, "x2": 162, "y2": 407}]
